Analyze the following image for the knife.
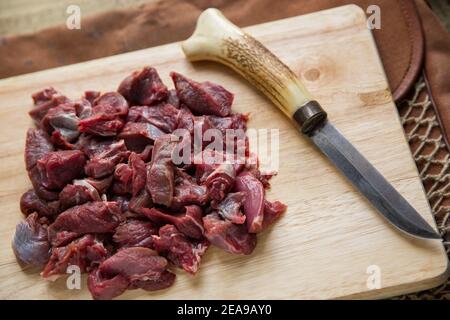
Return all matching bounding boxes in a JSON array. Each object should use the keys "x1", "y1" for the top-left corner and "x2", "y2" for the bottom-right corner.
[{"x1": 181, "y1": 8, "x2": 440, "y2": 240}]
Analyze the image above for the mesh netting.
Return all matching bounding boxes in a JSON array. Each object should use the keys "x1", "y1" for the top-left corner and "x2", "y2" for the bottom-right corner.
[{"x1": 395, "y1": 77, "x2": 450, "y2": 300}]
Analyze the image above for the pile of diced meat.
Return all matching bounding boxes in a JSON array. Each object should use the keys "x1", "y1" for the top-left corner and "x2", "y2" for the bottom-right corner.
[{"x1": 13, "y1": 67, "x2": 287, "y2": 300}]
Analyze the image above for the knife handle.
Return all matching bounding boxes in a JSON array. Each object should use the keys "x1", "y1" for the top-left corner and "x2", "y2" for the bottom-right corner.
[{"x1": 182, "y1": 8, "x2": 327, "y2": 133}]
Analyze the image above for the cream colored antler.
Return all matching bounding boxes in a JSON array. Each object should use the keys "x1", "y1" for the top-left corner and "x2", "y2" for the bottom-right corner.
[{"x1": 182, "y1": 8, "x2": 326, "y2": 132}]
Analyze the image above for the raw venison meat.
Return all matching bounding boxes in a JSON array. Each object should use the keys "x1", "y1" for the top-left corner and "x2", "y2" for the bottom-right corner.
[
  {"x1": 262, "y1": 199, "x2": 287, "y2": 229},
  {"x1": 88, "y1": 247, "x2": 174, "y2": 299},
  {"x1": 203, "y1": 212, "x2": 256, "y2": 255},
  {"x1": 235, "y1": 171, "x2": 265, "y2": 233},
  {"x1": 171, "y1": 168, "x2": 208, "y2": 209},
  {"x1": 118, "y1": 122, "x2": 165, "y2": 152},
  {"x1": 20, "y1": 189, "x2": 60, "y2": 217},
  {"x1": 141, "y1": 205, "x2": 204, "y2": 240},
  {"x1": 118, "y1": 67, "x2": 168, "y2": 106},
  {"x1": 78, "y1": 92, "x2": 128, "y2": 137},
  {"x1": 12, "y1": 213, "x2": 51, "y2": 267},
  {"x1": 28, "y1": 166, "x2": 59, "y2": 201},
  {"x1": 171, "y1": 72, "x2": 233, "y2": 116},
  {"x1": 29, "y1": 87, "x2": 70, "y2": 124},
  {"x1": 152, "y1": 224, "x2": 209, "y2": 274},
  {"x1": 130, "y1": 269, "x2": 176, "y2": 292},
  {"x1": 94, "y1": 92, "x2": 129, "y2": 116},
  {"x1": 128, "y1": 190, "x2": 152, "y2": 214},
  {"x1": 48, "y1": 201, "x2": 121, "y2": 247},
  {"x1": 204, "y1": 162, "x2": 236, "y2": 202},
  {"x1": 214, "y1": 192, "x2": 246, "y2": 224},
  {"x1": 166, "y1": 89, "x2": 180, "y2": 108},
  {"x1": 36, "y1": 150, "x2": 86, "y2": 190},
  {"x1": 59, "y1": 183, "x2": 100, "y2": 210},
  {"x1": 83, "y1": 176, "x2": 113, "y2": 195},
  {"x1": 113, "y1": 219, "x2": 157, "y2": 249},
  {"x1": 112, "y1": 152, "x2": 147, "y2": 196},
  {"x1": 41, "y1": 102, "x2": 80, "y2": 145},
  {"x1": 42, "y1": 234, "x2": 108, "y2": 280},
  {"x1": 25, "y1": 128, "x2": 54, "y2": 171},
  {"x1": 88, "y1": 269, "x2": 130, "y2": 300},
  {"x1": 84, "y1": 91, "x2": 100, "y2": 105},
  {"x1": 127, "y1": 104, "x2": 180, "y2": 133},
  {"x1": 17, "y1": 66, "x2": 286, "y2": 300},
  {"x1": 78, "y1": 112, "x2": 124, "y2": 137},
  {"x1": 146, "y1": 134, "x2": 177, "y2": 206},
  {"x1": 82, "y1": 138, "x2": 130, "y2": 178},
  {"x1": 112, "y1": 163, "x2": 133, "y2": 195}
]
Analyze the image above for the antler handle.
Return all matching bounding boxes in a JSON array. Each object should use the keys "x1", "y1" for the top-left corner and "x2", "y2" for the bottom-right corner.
[{"x1": 182, "y1": 8, "x2": 327, "y2": 133}]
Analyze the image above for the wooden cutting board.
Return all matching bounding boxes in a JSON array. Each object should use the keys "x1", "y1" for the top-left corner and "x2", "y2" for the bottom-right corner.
[{"x1": 0, "y1": 5, "x2": 447, "y2": 300}]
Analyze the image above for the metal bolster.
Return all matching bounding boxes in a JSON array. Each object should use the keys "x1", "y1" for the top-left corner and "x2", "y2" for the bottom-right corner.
[{"x1": 293, "y1": 100, "x2": 327, "y2": 134}]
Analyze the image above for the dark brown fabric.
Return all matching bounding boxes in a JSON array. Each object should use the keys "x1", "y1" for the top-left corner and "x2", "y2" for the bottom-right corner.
[
  {"x1": 0, "y1": 0, "x2": 420, "y2": 96},
  {"x1": 417, "y1": 0, "x2": 450, "y2": 149}
]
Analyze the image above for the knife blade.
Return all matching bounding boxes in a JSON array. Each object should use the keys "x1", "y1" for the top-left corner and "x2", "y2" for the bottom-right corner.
[
  {"x1": 309, "y1": 120, "x2": 440, "y2": 239},
  {"x1": 181, "y1": 8, "x2": 440, "y2": 240}
]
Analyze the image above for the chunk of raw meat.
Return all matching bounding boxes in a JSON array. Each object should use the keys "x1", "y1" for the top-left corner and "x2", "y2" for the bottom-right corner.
[
  {"x1": 127, "y1": 104, "x2": 180, "y2": 133},
  {"x1": 152, "y1": 224, "x2": 209, "y2": 274},
  {"x1": 204, "y1": 162, "x2": 236, "y2": 202},
  {"x1": 75, "y1": 98, "x2": 93, "y2": 120},
  {"x1": 83, "y1": 175, "x2": 113, "y2": 195},
  {"x1": 203, "y1": 212, "x2": 256, "y2": 255},
  {"x1": 129, "y1": 153, "x2": 147, "y2": 196},
  {"x1": 29, "y1": 88, "x2": 70, "y2": 124},
  {"x1": 12, "y1": 213, "x2": 50, "y2": 267},
  {"x1": 118, "y1": 122, "x2": 165, "y2": 152},
  {"x1": 59, "y1": 183, "x2": 100, "y2": 210},
  {"x1": 142, "y1": 205, "x2": 204, "y2": 240},
  {"x1": 208, "y1": 113, "x2": 248, "y2": 133},
  {"x1": 214, "y1": 192, "x2": 246, "y2": 224},
  {"x1": 111, "y1": 152, "x2": 147, "y2": 196},
  {"x1": 128, "y1": 190, "x2": 152, "y2": 214},
  {"x1": 235, "y1": 171, "x2": 265, "y2": 233},
  {"x1": 20, "y1": 189, "x2": 60, "y2": 217},
  {"x1": 88, "y1": 247, "x2": 174, "y2": 299},
  {"x1": 36, "y1": 150, "x2": 86, "y2": 190},
  {"x1": 112, "y1": 163, "x2": 133, "y2": 195},
  {"x1": 28, "y1": 166, "x2": 59, "y2": 201},
  {"x1": 94, "y1": 92, "x2": 129, "y2": 116},
  {"x1": 167, "y1": 89, "x2": 180, "y2": 108},
  {"x1": 113, "y1": 219, "x2": 157, "y2": 249},
  {"x1": 110, "y1": 195, "x2": 130, "y2": 213},
  {"x1": 32, "y1": 87, "x2": 59, "y2": 105},
  {"x1": 171, "y1": 168, "x2": 208, "y2": 209},
  {"x1": 263, "y1": 199, "x2": 287, "y2": 228},
  {"x1": 48, "y1": 201, "x2": 122, "y2": 247},
  {"x1": 83, "y1": 91, "x2": 100, "y2": 105},
  {"x1": 146, "y1": 134, "x2": 177, "y2": 206},
  {"x1": 83, "y1": 138, "x2": 129, "y2": 178},
  {"x1": 78, "y1": 92, "x2": 128, "y2": 137},
  {"x1": 25, "y1": 128, "x2": 54, "y2": 171},
  {"x1": 118, "y1": 67, "x2": 168, "y2": 106},
  {"x1": 176, "y1": 106, "x2": 195, "y2": 132},
  {"x1": 195, "y1": 149, "x2": 244, "y2": 183},
  {"x1": 88, "y1": 269, "x2": 129, "y2": 300},
  {"x1": 41, "y1": 234, "x2": 108, "y2": 280},
  {"x1": 171, "y1": 72, "x2": 233, "y2": 116},
  {"x1": 130, "y1": 269, "x2": 176, "y2": 291},
  {"x1": 41, "y1": 103, "x2": 80, "y2": 144},
  {"x1": 78, "y1": 112, "x2": 125, "y2": 137}
]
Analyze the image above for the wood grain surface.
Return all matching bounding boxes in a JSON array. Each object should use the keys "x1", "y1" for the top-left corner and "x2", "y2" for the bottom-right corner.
[{"x1": 0, "y1": 5, "x2": 447, "y2": 300}]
